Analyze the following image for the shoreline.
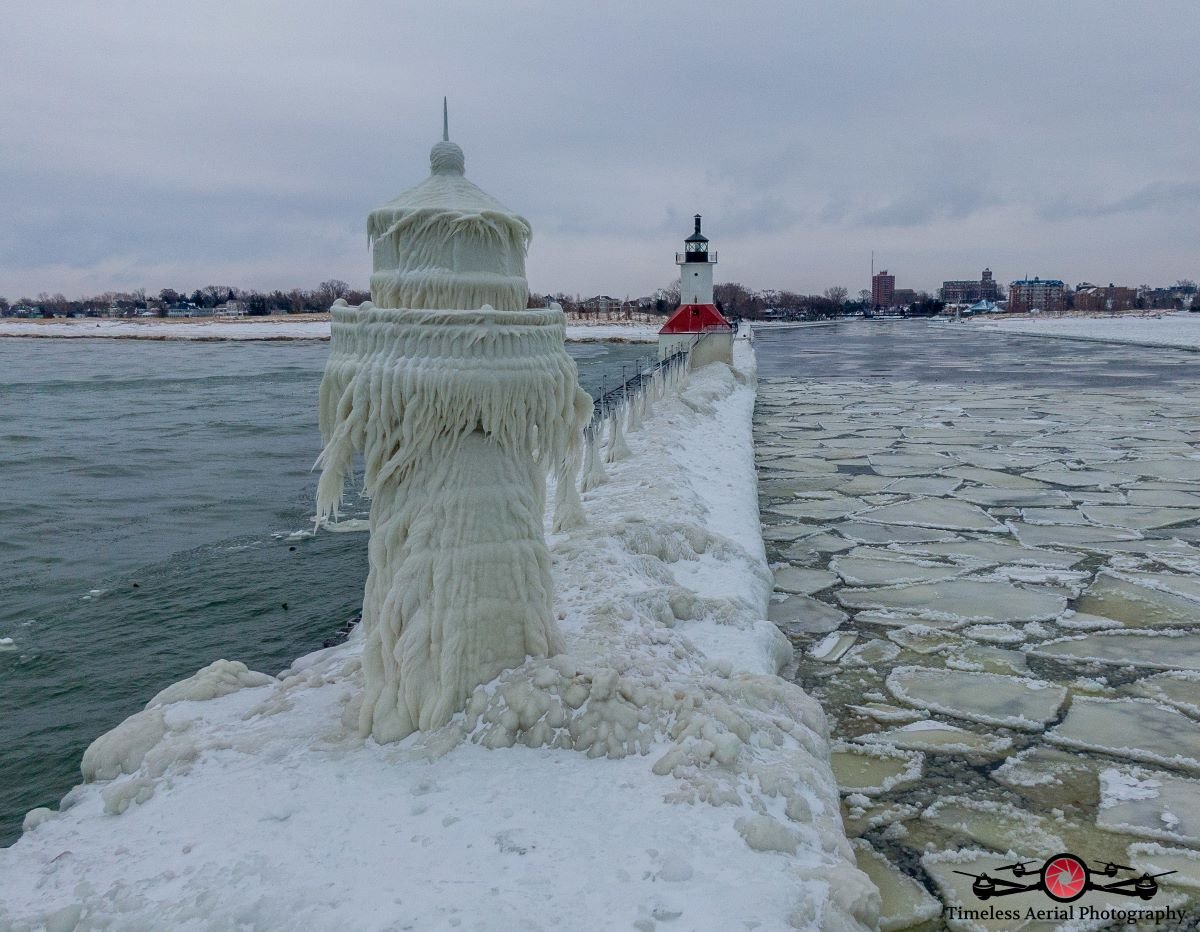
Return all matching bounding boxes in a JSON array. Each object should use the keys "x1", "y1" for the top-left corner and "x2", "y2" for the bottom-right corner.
[
  {"x1": 0, "y1": 316, "x2": 661, "y2": 344},
  {"x1": 954, "y1": 310, "x2": 1200, "y2": 352}
]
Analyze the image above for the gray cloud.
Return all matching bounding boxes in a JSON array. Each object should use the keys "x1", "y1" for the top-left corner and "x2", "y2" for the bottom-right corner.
[
  {"x1": 2, "y1": 1, "x2": 1199, "y2": 298},
  {"x1": 1037, "y1": 181, "x2": 1200, "y2": 222}
]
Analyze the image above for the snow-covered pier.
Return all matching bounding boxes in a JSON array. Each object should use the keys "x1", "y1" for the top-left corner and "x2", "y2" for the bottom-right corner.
[{"x1": 0, "y1": 339, "x2": 880, "y2": 930}]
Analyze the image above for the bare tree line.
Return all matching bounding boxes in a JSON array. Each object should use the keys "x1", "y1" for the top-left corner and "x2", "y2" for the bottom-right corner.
[{"x1": 0, "y1": 281, "x2": 370, "y2": 318}]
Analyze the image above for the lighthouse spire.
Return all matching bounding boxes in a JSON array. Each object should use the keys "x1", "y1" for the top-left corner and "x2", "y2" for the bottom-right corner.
[{"x1": 443, "y1": 96, "x2": 449, "y2": 141}]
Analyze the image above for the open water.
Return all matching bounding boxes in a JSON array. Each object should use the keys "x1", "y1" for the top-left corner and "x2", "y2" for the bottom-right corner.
[{"x1": 0, "y1": 336, "x2": 651, "y2": 845}]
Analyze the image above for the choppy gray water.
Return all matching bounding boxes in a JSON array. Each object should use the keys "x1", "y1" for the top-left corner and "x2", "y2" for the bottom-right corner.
[{"x1": 0, "y1": 337, "x2": 652, "y2": 845}]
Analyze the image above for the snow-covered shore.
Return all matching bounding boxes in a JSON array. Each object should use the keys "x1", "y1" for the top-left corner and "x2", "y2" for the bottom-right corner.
[
  {"x1": 967, "y1": 311, "x2": 1200, "y2": 351},
  {"x1": 0, "y1": 340, "x2": 876, "y2": 931},
  {"x1": 0, "y1": 316, "x2": 659, "y2": 344}
]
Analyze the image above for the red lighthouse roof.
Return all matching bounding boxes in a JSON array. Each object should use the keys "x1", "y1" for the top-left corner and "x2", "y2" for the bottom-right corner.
[{"x1": 658, "y1": 303, "x2": 732, "y2": 334}]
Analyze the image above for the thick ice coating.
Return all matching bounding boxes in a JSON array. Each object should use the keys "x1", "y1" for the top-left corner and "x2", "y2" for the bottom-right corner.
[{"x1": 315, "y1": 127, "x2": 591, "y2": 741}]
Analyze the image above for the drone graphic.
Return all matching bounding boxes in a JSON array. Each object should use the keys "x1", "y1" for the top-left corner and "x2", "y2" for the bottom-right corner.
[{"x1": 954, "y1": 853, "x2": 1175, "y2": 903}]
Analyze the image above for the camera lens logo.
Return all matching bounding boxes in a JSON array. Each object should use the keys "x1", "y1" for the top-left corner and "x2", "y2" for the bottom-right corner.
[
  {"x1": 955, "y1": 852, "x2": 1173, "y2": 903},
  {"x1": 1043, "y1": 854, "x2": 1088, "y2": 902}
]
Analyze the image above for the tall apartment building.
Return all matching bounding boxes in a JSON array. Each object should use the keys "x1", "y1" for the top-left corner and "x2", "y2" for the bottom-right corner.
[
  {"x1": 1009, "y1": 277, "x2": 1065, "y2": 314},
  {"x1": 871, "y1": 270, "x2": 895, "y2": 308},
  {"x1": 940, "y1": 268, "x2": 999, "y2": 304}
]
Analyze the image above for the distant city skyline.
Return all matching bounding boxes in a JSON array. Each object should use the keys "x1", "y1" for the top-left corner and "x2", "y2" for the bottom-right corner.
[{"x1": 3, "y1": 2, "x2": 1198, "y2": 300}]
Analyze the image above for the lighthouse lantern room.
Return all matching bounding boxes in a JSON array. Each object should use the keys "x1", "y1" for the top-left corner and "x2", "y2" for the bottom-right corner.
[{"x1": 658, "y1": 214, "x2": 733, "y2": 366}]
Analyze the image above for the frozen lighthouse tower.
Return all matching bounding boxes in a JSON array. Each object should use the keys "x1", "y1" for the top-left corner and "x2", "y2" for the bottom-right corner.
[
  {"x1": 315, "y1": 105, "x2": 592, "y2": 743},
  {"x1": 657, "y1": 214, "x2": 733, "y2": 365}
]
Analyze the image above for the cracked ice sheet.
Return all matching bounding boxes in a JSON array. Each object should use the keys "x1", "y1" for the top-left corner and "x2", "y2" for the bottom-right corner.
[
  {"x1": 1080, "y1": 504, "x2": 1200, "y2": 529},
  {"x1": 851, "y1": 841, "x2": 942, "y2": 932},
  {"x1": 855, "y1": 498, "x2": 1004, "y2": 532},
  {"x1": 1030, "y1": 630, "x2": 1200, "y2": 671},
  {"x1": 771, "y1": 565, "x2": 838, "y2": 595},
  {"x1": 837, "y1": 579, "x2": 1067, "y2": 624},
  {"x1": 1126, "y1": 670, "x2": 1200, "y2": 717},
  {"x1": 1047, "y1": 697, "x2": 1200, "y2": 773},
  {"x1": 886, "y1": 667, "x2": 1067, "y2": 731},
  {"x1": 1098, "y1": 766, "x2": 1200, "y2": 846},
  {"x1": 921, "y1": 796, "x2": 1067, "y2": 854},
  {"x1": 831, "y1": 554, "x2": 963, "y2": 587},
  {"x1": 1074, "y1": 572, "x2": 1200, "y2": 628},
  {"x1": 829, "y1": 743, "x2": 924, "y2": 796},
  {"x1": 906, "y1": 537, "x2": 1084, "y2": 568},
  {"x1": 855, "y1": 720, "x2": 1012, "y2": 759},
  {"x1": 767, "y1": 593, "x2": 848, "y2": 635}
]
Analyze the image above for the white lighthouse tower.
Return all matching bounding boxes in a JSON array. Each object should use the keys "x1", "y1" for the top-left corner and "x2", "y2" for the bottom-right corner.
[
  {"x1": 679, "y1": 214, "x2": 716, "y2": 305},
  {"x1": 657, "y1": 214, "x2": 733, "y2": 365}
]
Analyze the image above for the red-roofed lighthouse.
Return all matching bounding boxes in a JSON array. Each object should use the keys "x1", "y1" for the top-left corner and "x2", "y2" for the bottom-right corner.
[{"x1": 659, "y1": 215, "x2": 733, "y2": 365}]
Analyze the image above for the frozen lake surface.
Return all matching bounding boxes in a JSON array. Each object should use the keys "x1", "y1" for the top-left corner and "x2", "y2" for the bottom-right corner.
[{"x1": 755, "y1": 321, "x2": 1200, "y2": 928}]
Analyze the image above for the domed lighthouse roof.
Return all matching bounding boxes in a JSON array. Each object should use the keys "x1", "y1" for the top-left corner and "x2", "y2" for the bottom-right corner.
[{"x1": 366, "y1": 101, "x2": 533, "y2": 312}]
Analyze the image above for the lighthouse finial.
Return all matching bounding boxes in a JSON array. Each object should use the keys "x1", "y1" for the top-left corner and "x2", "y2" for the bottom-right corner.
[{"x1": 443, "y1": 97, "x2": 449, "y2": 142}]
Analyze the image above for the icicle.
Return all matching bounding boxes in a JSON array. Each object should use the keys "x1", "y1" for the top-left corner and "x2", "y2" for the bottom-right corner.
[
  {"x1": 552, "y1": 434, "x2": 587, "y2": 532},
  {"x1": 626, "y1": 386, "x2": 643, "y2": 432},
  {"x1": 580, "y1": 423, "x2": 607, "y2": 491},
  {"x1": 606, "y1": 407, "x2": 631, "y2": 463}
]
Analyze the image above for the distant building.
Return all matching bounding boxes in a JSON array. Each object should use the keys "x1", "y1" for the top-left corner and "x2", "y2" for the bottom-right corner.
[
  {"x1": 893, "y1": 288, "x2": 917, "y2": 307},
  {"x1": 1009, "y1": 277, "x2": 1065, "y2": 314},
  {"x1": 1140, "y1": 283, "x2": 1197, "y2": 310},
  {"x1": 940, "y1": 268, "x2": 999, "y2": 304},
  {"x1": 871, "y1": 270, "x2": 895, "y2": 308},
  {"x1": 578, "y1": 295, "x2": 638, "y2": 316},
  {"x1": 215, "y1": 301, "x2": 247, "y2": 317},
  {"x1": 1073, "y1": 283, "x2": 1136, "y2": 312}
]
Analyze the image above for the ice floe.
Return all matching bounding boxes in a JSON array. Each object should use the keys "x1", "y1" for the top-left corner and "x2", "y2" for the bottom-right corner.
[
  {"x1": 1047, "y1": 696, "x2": 1200, "y2": 773},
  {"x1": 851, "y1": 840, "x2": 942, "y2": 931},
  {"x1": 831, "y1": 554, "x2": 963, "y2": 587},
  {"x1": 771, "y1": 565, "x2": 838, "y2": 595},
  {"x1": 1023, "y1": 467, "x2": 1127, "y2": 487},
  {"x1": 1008, "y1": 520, "x2": 1142, "y2": 548},
  {"x1": 1080, "y1": 504, "x2": 1200, "y2": 529},
  {"x1": 1074, "y1": 572, "x2": 1200, "y2": 627},
  {"x1": 829, "y1": 742, "x2": 924, "y2": 796},
  {"x1": 921, "y1": 795, "x2": 1066, "y2": 854},
  {"x1": 856, "y1": 720, "x2": 1012, "y2": 759},
  {"x1": 886, "y1": 667, "x2": 1067, "y2": 731},
  {"x1": 767, "y1": 594, "x2": 848, "y2": 635},
  {"x1": 832, "y1": 521, "x2": 962, "y2": 544},
  {"x1": 1098, "y1": 766, "x2": 1200, "y2": 846},
  {"x1": 808, "y1": 631, "x2": 858, "y2": 662},
  {"x1": 907, "y1": 537, "x2": 1084, "y2": 568},
  {"x1": 856, "y1": 498, "x2": 1004, "y2": 532},
  {"x1": 1030, "y1": 630, "x2": 1200, "y2": 671},
  {"x1": 1128, "y1": 843, "x2": 1200, "y2": 893},
  {"x1": 1126, "y1": 670, "x2": 1200, "y2": 717},
  {"x1": 837, "y1": 579, "x2": 1067, "y2": 624}
]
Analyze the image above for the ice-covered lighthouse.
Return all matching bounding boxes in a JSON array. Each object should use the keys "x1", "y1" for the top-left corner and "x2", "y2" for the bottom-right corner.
[{"x1": 657, "y1": 214, "x2": 733, "y2": 365}]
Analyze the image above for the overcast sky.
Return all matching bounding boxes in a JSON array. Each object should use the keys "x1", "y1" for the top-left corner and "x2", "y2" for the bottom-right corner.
[{"x1": 3, "y1": 1, "x2": 1198, "y2": 301}]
